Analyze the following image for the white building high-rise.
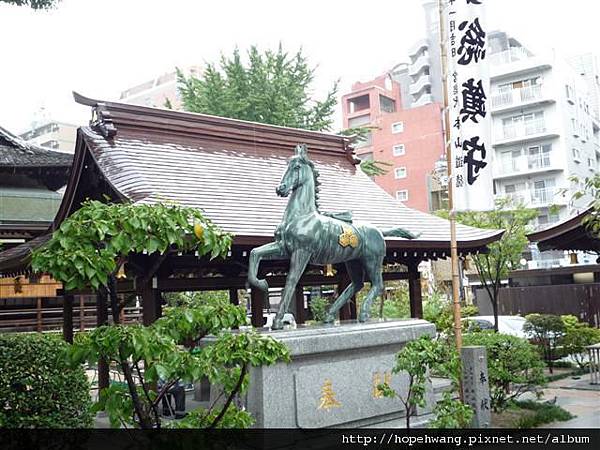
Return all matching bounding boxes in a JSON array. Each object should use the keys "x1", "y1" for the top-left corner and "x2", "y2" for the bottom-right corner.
[
  {"x1": 20, "y1": 120, "x2": 78, "y2": 154},
  {"x1": 488, "y1": 32, "x2": 600, "y2": 267},
  {"x1": 119, "y1": 66, "x2": 203, "y2": 110}
]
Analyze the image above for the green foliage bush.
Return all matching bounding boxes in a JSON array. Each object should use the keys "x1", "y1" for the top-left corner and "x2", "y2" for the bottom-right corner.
[
  {"x1": 429, "y1": 391, "x2": 474, "y2": 429},
  {"x1": 524, "y1": 314, "x2": 566, "y2": 373},
  {"x1": 463, "y1": 332, "x2": 546, "y2": 412},
  {"x1": 513, "y1": 400, "x2": 574, "y2": 428},
  {"x1": 560, "y1": 315, "x2": 600, "y2": 369},
  {"x1": 423, "y1": 292, "x2": 478, "y2": 336},
  {"x1": 309, "y1": 296, "x2": 331, "y2": 323},
  {"x1": 0, "y1": 333, "x2": 92, "y2": 428}
]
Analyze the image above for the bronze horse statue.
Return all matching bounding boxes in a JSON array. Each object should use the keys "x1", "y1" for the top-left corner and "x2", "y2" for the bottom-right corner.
[{"x1": 248, "y1": 144, "x2": 417, "y2": 330}]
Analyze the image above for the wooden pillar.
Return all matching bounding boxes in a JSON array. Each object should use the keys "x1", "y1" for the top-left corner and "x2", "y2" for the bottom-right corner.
[
  {"x1": 408, "y1": 261, "x2": 423, "y2": 319},
  {"x1": 79, "y1": 296, "x2": 85, "y2": 332},
  {"x1": 337, "y1": 266, "x2": 357, "y2": 321},
  {"x1": 251, "y1": 288, "x2": 265, "y2": 327},
  {"x1": 139, "y1": 281, "x2": 161, "y2": 326},
  {"x1": 96, "y1": 290, "x2": 110, "y2": 390},
  {"x1": 229, "y1": 288, "x2": 239, "y2": 305},
  {"x1": 295, "y1": 285, "x2": 305, "y2": 324},
  {"x1": 36, "y1": 297, "x2": 43, "y2": 332},
  {"x1": 63, "y1": 294, "x2": 74, "y2": 344}
]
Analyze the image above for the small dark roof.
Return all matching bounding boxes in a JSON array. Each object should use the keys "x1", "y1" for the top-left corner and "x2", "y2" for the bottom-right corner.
[
  {"x1": 0, "y1": 234, "x2": 51, "y2": 275},
  {"x1": 527, "y1": 208, "x2": 600, "y2": 253},
  {"x1": 0, "y1": 125, "x2": 72, "y2": 168}
]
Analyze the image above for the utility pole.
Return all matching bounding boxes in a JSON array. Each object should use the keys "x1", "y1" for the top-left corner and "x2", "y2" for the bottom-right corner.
[{"x1": 438, "y1": 0, "x2": 463, "y2": 352}]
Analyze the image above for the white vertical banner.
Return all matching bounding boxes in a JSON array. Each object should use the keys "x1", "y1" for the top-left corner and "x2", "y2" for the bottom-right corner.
[{"x1": 445, "y1": 0, "x2": 494, "y2": 211}]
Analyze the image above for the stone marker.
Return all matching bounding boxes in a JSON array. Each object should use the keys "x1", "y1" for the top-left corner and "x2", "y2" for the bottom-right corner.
[{"x1": 461, "y1": 345, "x2": 491, "y2": 428}]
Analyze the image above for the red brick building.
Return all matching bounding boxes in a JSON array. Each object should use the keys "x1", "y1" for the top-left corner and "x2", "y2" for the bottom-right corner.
[{"x1": 342, "y1": 75, "x2": 445, "y2": 212}]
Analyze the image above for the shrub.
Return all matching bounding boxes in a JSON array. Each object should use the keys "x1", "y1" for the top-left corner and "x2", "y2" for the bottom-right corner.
[
  {"x1": 372, "y1": 285, "x2": 410, "y2": 319},
  {"x1": 0, "y1": 333, "x2": 93, "y2": 428},
  {"x1": 561, "y1": 317, "x2": 600, "y2": 369},
  {"x1": 309, "y1": 296, "x2": 331, "y2": 323},
  {"x1": 524, "y1": 314, "x2": 566, "y2": 374},
  {"x1": 513, "y1": 400, "x2": 574, "y2": 428},
  {"x1": 423, "y1": 292, "x2": 478, "y2": 337},
  {"x1": 429, "y1": 391, "x2": 474, "y2": 429},
  {"x1": 463, "y1": 332, "x2": 546, "y2": 412}
]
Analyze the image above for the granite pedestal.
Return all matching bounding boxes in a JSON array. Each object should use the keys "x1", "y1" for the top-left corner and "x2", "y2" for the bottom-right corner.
[{"x1": 244, "y1": 319, "x2": 436, "y2": 428}]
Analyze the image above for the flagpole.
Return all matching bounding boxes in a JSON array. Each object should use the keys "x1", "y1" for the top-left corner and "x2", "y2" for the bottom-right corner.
[{"x1": 438, "y1": 0, "x2": 463, "y2": 356}]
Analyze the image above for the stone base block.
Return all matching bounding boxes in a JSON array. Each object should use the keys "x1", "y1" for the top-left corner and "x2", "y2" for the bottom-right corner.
[{"x1": 245, "y1": 319, "x2": 436, "y2": 428}]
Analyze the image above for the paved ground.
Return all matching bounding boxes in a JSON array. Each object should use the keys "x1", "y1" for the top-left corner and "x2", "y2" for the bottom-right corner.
[{"x1": 542, "y1": 373, "x2": 600, "y2": 428}]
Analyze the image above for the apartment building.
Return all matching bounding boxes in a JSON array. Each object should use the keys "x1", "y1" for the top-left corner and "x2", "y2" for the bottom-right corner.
[
  {"x1": 390, "y1": 0, "x2": 443, "y2": 109},
  {"x1": 20, "y1": 120, "x2": 78, "y2": 154},
  {"x1": 341, "y1": 75, "x2": 445, "y2": 212},
  {"x1": 488, "y1": 32, "x2": 600, "y2": 266},
  {"x1": 119, "y1": 65, "x2": 202, "y2": 109}
]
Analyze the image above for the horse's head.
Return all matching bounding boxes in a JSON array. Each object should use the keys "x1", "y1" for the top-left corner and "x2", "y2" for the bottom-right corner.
[{"x1": 276, "y1": 144, "x2": 312, "y2": 197}]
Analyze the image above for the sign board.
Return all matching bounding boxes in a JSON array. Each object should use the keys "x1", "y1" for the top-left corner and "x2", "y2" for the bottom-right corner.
[{"x1": 445, "y1": 0, "x2": 494, "y2": 211}]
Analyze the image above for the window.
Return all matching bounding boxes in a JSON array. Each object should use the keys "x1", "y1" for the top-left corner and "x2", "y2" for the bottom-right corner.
[
  {"x1": 396, "y1": 190, "x2": 409, "y2": 202},
  {"x1": 501, "y1": 149, "x2": 522, "y2": 173},
  {"x1": 379, "y1": 95, "x2": 396, "y2": 113},
  {"x1": 572, "y1": 148, "x2": 581, "y2": 161},
  {"x1": 528, "y1": 144, "x2": 551, "y2": 169},
  {"x1": 393, "y1": 144, "x2": 405, "y2": 156},
  {"x1": 394, "y1": 167, "x2": 407, "y2": 179},
  {"x1": 391, "y1": 122, "x2": 404, "y2": 134},
  {"x1": 348, "y1": 94, "x2": 370, "y2": 113}
]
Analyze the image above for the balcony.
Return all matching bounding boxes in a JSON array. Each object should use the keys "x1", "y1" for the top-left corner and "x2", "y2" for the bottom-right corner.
[
  {"x1": 495, "y1": 119, "x2": 559, "y2": 146},
  {"x1": 496, "y1": 187, "x2": 566, "y2": 207},
  {"x1": 409, "y1": 53, "x2": 430, "y2": 77},
  {"x1": 410, "y1": 74, "x2": 432, "y2": 95},
  {"x1": 489, "y1": 47, "x2": 532, "y2": 66},
  {"x1": 494, "y1": 152, "x2": 561, "y2": 179},
  {"x1": 489, "y1": 48, "x2": 552, "y2": 80},
  {"x1": 408, "y1": 38, "x2": 428, "y2": 58},
  {"x1": 490, "y1": 85, "x2": 551, "y2": 113},
  {"x1": 413, "y1": 93, "x2": 433, "y2": 106}
]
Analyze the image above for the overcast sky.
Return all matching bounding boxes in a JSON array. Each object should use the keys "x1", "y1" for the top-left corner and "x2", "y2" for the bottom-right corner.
[{"x1": 1, "y1": 0, "x2": 599, "y2": 133}]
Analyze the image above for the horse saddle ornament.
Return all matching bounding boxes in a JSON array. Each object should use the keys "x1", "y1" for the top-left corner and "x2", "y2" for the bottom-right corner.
[{"x1": 338, "y1": 225, "x2": 359, "y2": 248}]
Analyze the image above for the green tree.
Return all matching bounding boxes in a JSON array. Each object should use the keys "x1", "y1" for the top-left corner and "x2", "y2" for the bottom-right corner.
[
  {"x1": 177, "y1": 45, "x2": 338, "y2": 131},
  {"x1": 448, "y1": 199, "x2": 537, "y2": 331},
  {"x1": 31, "y1": 200, "x2": 289, "y2": 428},
  {"x1": 463, "y1": 332, "x2": 546, "y2": 412},
  {"x1": 524, "y1": 314, "x2": 566, "y2": 374},
  {"x1": 68, "y1": 295, "x2": 289, "y2": 429},
  {"x1": 561, "y1": 315, "x2": 600, "y2": 369},
  {"x1": 31, "y1": 200, "x2": 232, "y2": 320},
  {"x1": 571, "y1": 173, "x2": 600, "y2": 241}
]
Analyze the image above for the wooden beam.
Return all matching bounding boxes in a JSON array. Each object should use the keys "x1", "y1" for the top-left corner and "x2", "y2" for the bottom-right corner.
[
  {"x1": 96, "y1": 290, "x2": 110, "y2": 390},
  {"x1": 229, "y1": 288, "x2": 239, "y2": 306},
  {"x1": 138, "y1": 280, "x2": 161, "y2": 326},
  {"x1": 408, "y1": 262, "x2": 423, "y2": 319},
  {"x1": 250, "y1": 288, "x2": 265, "y2": 327},
  {"x1": 157, "y1": 274, "x2": 343, "y2": 292},
  {"x1": 63, "y1": 294, "x2": 74, "y2": 344},
  {"x1": 295, "y1": 285, "x2": 306, "y2": 324}
]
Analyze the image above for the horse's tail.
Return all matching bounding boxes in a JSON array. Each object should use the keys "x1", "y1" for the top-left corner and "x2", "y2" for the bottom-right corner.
[{"x1": 381, "y1": 227, "x2": 420, "y2": 239}]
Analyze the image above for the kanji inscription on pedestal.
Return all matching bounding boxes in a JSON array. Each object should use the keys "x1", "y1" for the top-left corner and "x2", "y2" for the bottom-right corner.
[{"x1": 461, "y1": 346, "x2": 491, "y2": 428}]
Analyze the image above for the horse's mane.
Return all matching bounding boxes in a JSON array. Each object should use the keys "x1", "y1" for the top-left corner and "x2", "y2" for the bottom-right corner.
[{"x1": 301, "y1": 157, "x2": 321, "y2": 212}]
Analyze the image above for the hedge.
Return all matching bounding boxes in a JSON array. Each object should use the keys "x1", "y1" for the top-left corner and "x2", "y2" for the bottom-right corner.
[{"x1": 0, "y1": 333, "x2": 93, "y2": 428}]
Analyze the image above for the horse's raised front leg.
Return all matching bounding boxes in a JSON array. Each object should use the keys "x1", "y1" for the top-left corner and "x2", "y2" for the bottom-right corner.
[
  {"x1": 272, "y1": 249, "x2": 311, "y2": 330},
  {"x1": 324, "y1": 260, "x2": 364, "y2": 323},
  {"x1": 358, "y1": 256, "x2": 384, "y2": 322},
  {"x1": 248, "y1": 242, "x2": 286, "y2": 293}
]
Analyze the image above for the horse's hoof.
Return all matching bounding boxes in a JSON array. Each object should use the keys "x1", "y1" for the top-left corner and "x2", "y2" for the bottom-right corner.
[
  {"x1": 358, "y1": 313, "x2": 369, "y2": 322},
  {"x1": 323, "y1": 314, "x2": 335, "y2": 324},
  {"x1": 272, "y1": 319, "x2": 284, "y2": 330}
]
